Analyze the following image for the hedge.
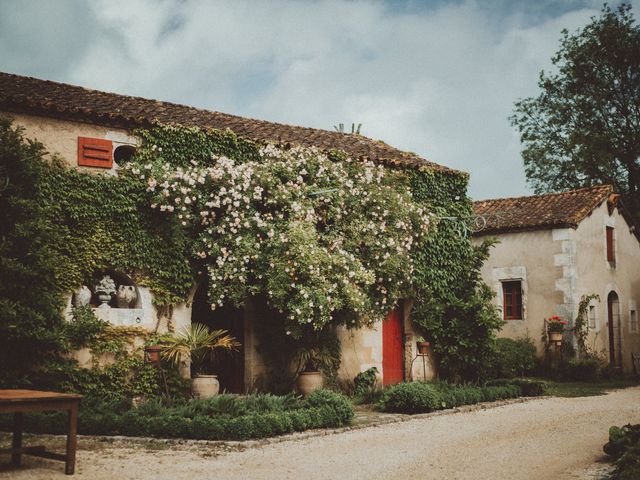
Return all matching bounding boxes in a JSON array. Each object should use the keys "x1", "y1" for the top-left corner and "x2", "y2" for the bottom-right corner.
[
  {"x1": 378, "y1": 380, "x2": 544, "y2": 414},
  {"x1": 0, "y1": 390, "x2": 353, "y2": 441}
]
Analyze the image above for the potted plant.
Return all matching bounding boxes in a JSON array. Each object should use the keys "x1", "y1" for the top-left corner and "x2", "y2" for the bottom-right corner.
[
  {"x1": 161, "y1": 322, "x2": 240, "y2": 399},
  {"x1": 546, "y1": 315, "x2": 567, "y2": 343},
  {"x1": 294, "y1": 346, "x2": 335, "y2": 396},
  {"x1": 416, "y1": 336, "x2": 430, "y2": 355}
]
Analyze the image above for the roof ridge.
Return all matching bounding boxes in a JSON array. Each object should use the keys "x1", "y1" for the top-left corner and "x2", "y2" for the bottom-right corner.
[{"x1": 474, "y1": 184, "x2": 613, "y2": 204}]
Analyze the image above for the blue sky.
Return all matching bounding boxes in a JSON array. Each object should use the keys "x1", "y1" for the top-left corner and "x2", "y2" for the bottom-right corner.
[{"x1": 1, "y1": 0, "x2": 635, "y2": 199}]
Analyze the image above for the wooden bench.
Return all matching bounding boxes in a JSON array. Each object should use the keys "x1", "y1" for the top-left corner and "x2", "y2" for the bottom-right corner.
[{"x1": 0, "y1": 389, "x2": 82, "y2": 475}]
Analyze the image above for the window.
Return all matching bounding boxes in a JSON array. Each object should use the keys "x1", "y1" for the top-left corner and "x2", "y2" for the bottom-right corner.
[
  {"x1": 606, "y1": 226, "x2": 615, "y2": 264},
  {"x1": 114, "y1": 145, "x2": 137, "y2": 165},
  {"x1": 77, "y1": 137, "x2": 113, "y2": 168},
  {"x1": 588, "y1": 305, "x2": 596, "y2": 329},
  {"x1": 502, "y1": 281, "x2": 523, "y2": 320},
  {"x1": 631, "y1": 309, "x2": 638, "y2": 334}
]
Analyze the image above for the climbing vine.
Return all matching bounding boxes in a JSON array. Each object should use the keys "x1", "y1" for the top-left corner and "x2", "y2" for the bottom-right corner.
[{"x1": 0, "y1": 118, "x2": 502, "y2": 385}]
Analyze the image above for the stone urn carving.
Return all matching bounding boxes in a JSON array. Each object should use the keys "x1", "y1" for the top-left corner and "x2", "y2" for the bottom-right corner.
[
  {"x1": 116, "y1": 285, "x2": 137, "y2": 308},
  {"x1": 73, "y1": 285, "x2": 92, "y2": 307},
  {"x1": 94, "y1": 275, "x2": 116, "y2": 309}
]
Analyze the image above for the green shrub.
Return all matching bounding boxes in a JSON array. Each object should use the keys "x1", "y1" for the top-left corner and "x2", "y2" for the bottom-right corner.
[
  {"x1": 486, "y1": 378, "x2": 546, "y2": 397},
  {"x1": 604, "y1": 424, "x2": 640, "y2": 480},
  {"x1": 378, "y1": 380, "x2": 529, "y2": 414},
  {"x1": 379, "y1": 382, "x2": 442, "y2": 413},
  {"x1": 562, "y1": 357, "x2": 604, "y2": 381},
  {"x1": 489, "y1": 337, "x2": 537, "y2": 378},
  {"x1": 0, "y1": 390, "x2": 353, "y2": 441},
  {"x1": 353, "y1": 367, "x2": 379, "y2": 394}
]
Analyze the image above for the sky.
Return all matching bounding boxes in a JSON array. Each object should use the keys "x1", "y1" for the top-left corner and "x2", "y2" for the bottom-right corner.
[{"x1": 1, "y1": 0, "x2": 636, "y2": 199}]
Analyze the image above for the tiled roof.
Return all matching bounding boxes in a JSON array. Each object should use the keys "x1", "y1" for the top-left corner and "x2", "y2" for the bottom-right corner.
[
  {"x1": 0, "y1": 71, "x2": 460, "y2": 174},
  {"x1": 473, "y1": 185, "x2": 614, "y2": 235}
]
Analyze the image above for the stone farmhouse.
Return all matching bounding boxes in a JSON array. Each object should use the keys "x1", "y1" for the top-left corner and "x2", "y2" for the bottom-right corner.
[
  {"x1": 474, "y1": 185, "x2": 640, "y2": 373},
  {"x1": 0, "y1": 71, "x2": 453, "y2": 390}
]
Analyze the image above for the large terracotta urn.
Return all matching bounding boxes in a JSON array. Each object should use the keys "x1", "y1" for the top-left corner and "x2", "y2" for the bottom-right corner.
[
  {"x1": 191, "y1": 375, "x2": 220, "y2": 399},
  {"x1": 296, "y1": 372, "x2": 323, "y2": 396}
]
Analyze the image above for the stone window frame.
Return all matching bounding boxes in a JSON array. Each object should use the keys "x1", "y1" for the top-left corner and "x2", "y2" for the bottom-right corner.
[{"x1": 492, "y1": 266, "x2": 527, "y2": 322}]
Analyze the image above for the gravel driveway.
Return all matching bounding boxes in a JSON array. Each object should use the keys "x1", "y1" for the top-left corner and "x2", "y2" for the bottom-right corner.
[{"x1": 2, "y1": 386, "x2": 639, "y2": 480}]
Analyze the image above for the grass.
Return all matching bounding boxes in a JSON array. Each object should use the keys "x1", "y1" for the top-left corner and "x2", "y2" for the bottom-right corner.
[{"x1": 535, "y1": 378, "x2": 639, "y2": 397}]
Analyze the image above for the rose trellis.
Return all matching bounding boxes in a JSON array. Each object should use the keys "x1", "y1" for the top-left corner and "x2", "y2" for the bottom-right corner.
[{"x1": 127, "y1": 144, "x2": 431, "y2": 336}]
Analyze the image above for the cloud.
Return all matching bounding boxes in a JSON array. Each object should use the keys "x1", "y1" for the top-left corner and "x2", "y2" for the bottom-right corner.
[{"x1": 1, "y1": 0, "x2": 633, "y2": 198}]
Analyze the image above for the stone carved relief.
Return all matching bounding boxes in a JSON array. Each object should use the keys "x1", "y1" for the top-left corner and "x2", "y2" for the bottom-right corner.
[
  {"x1": 73, "y1": 285, "x2": 92, "y2": 307},
  {"x1": 116, "y1": 285, "x2": 137, "y2": 308}
]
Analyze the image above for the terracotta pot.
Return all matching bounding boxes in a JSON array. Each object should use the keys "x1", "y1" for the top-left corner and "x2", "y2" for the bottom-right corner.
[
  {"x1": 296, "y1": 371, "x2": 323, "y2": 395},
  {"x1": 192, "y1": 375, "x2": 220, "y2": 399},
  {"x1": 548, "y1": 331, "x2": 563, "y2": 343},
  {"x1": 417, "y1": 341, "x2": 430, "y2": 355},
  {"x1": 144, "y1": 345, "x2": 163, "y2": 363}
]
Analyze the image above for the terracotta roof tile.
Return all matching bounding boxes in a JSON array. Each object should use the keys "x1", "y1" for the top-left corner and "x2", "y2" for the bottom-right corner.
[
  {"x1": 473, "y1": 185, "x2": 614, "y2": 235},
  {"x1": 0, "y1": 71, "x2": 461, "y2": 175}
]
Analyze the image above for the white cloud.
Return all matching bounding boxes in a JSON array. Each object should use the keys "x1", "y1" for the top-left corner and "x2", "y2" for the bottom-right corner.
[{"x1": 2, "y1": 0, "x2": 633, "y2": 198}]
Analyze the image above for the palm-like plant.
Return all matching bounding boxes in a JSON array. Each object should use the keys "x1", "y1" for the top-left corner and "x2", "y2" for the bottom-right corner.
[{"x1": 161, "y1": 323, "x2": 240, "y2": 375}]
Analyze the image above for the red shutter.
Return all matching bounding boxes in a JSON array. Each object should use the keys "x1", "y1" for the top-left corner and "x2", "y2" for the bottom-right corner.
[
  {"x1": 606, "y1": 227, "x2": 615, "y2": 263},
  {"x1": 78, "y1": 137, "x2": 113, "y2": 168}
]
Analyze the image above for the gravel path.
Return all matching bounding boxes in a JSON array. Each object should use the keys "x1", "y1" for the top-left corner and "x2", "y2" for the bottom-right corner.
[{"x1": 2, "y1": 387, "x2": 639, "y2": 480}]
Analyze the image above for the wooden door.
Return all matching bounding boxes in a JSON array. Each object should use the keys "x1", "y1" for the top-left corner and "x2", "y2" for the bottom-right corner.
[
  {"x1": 607, "y1": 291, "x2": 621, "y2": 367},
  {"x1": 382, "y1": 307, "x2": 404, "y2": 386}
]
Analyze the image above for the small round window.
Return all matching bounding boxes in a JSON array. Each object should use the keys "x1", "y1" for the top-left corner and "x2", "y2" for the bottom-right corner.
[{"x1": 114, "y1": 145, "x2": 137, "y2": 165}]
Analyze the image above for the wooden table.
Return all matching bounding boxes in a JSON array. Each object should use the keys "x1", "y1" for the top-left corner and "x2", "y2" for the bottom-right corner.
[{"x1": 0, "y1": 389, "x2": 82, "y2": 475}]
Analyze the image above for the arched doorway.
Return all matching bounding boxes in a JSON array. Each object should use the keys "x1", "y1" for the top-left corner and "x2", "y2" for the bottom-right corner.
[
  {"x1": 191, "y1": 280, "x2": 245, "y2": 393},
  {"x1": 607, "y1": 291, "x2": 622, "y2": 367}
]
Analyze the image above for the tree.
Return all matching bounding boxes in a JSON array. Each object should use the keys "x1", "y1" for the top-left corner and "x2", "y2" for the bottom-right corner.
[{"x1": 511, "y1": 4, "x2": 640, "y2": 219}]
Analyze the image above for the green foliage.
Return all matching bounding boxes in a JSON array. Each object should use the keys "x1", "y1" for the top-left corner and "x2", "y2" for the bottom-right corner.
[
  {"x1": 1, "y1": 115, "x2": 497, "y2": 390},
  {"x1": 131, "y1": 133, "x2": 430, "y2": 336},
  {"x1": 64, "y1": 306, "x2": 109, "y2": 350},
  {"x1": 604, "y1": 424, "x2": 640, "y2": 479},
  {"x1": 573, "y1": 294, "x2": 600, "y2": 357},
  {"x1": 486, "y1": 378, "x2": 547, "y2": 397},
  {"x1": 161, "y1": 323, "x2": 240, "y2": 375},
  {"x1": 353, "y1": 367, "x2": 379, "y2": 395},
  {"x1": 0, "y1": 389, "x2": 353, "y2": 441},
  {"x1": 0, "y1": 118, "x2": 194, "y2": 379},
  {"x1": 253, "y1": 301, "x2": 342, "y2": 393},
  {"x1": 489, "y1": 337, "x2": 537, "y2": 378},
  {"x1": 0, "y1": 119, "x2": 69, "y2": 377},
  {"x1": 409, "y1": 169, "x2": 504, "y2": 382},
  {"x1": 562, "y1": 357, "x2": 606, "y2": 382},
  {"x1": 378, "y1": 380, "x2": 533, "y2": 414},
  {"x1": 379, "y1": 382, "x2": 442, "y2": 413},
  {"x1": 511, "y1": 4, "x2": 640, "y2": 221}
]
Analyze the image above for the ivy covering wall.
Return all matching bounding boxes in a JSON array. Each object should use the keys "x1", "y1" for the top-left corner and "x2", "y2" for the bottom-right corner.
[{"x1": 0, "y1": 118, "x2": 501, "y2": 387}]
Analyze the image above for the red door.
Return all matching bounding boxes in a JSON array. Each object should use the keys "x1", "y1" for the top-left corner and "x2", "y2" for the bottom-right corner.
[{"x1": 382, "y1": 307, "x2": 404, "y2": 386}]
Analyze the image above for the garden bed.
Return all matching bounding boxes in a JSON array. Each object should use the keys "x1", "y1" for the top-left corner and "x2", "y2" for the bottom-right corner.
[{"x1": 0, "y1": 390, "x2": 353, "y2": 441}]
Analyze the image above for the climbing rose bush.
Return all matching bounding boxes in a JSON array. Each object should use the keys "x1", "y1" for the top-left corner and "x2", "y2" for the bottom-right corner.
[{"x1": 127, "y1": 144, "x2": 430, "y2": 336}]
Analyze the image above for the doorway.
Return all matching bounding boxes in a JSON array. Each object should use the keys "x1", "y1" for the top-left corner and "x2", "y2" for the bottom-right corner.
[
  {"x1": 191, "y1": 280, "x2": 245, "y2": 393},
  {"x1": 382, "y1": 306, "x2": 404, "y2": 386},
  {"x1": 607, "y1": 291, "x2": 622, "y2": 368}
]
